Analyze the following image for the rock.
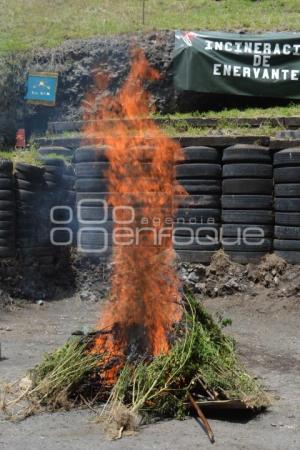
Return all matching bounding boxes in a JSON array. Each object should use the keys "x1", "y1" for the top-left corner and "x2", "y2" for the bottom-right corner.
[
  {"x1": 224, "y1": 279, "x2": 239, "y2": 290},
  {"x1": 187, "y1": 271, "x2": 199, "y2": 284},
  {"x1": 36, "y1": 300, "x2": 44, "y2": 306},
  {"x1": 195, "y1": 282, "x2": 206, "y2": 293},
  {"x1": 80, "y1": 290, "x2": 92, "y2": 301}
]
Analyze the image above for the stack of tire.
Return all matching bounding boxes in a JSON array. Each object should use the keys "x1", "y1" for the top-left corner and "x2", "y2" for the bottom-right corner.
[
  {"x1": 38, "y1": 146, "x2": 73, "y2": 159},
  {"x1": 74, "y1": 146, "x2": 111, "y2": 258},
  {"x1": 222, "y1": 144, "x2": 273, "y2": 264},
  {"x1": 62, "y1": 163, "x2": 76, "y2": 235},
  {"x1": 39, "y1": 157, "x2": 72, "y2": 248},
  {"x1": 0, "y1": 160, "x2": 16, "y2": 258},
  {"x1": 15, "y1": 163, "x2": 56, "y2": 270},
  {"x1": 274, "y1": 147, "x2": 300, "y2": 263},
  {"x1": 174, "y1": 146, "x2": 222, "y2": 263}
]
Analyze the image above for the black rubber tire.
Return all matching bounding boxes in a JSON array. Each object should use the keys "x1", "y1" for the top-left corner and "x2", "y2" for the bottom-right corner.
[
  {"x1": 274, "y1": 184, "x2": 300, "y2": 198},
  {"x1": 222, "y1": 144, "x2": 271, "y2": 163},
  {"x1": 0, "y1": 210, "x2": 14, "y2": 220},
  {"x1": 64, "y1": 165, "x2": 75, "y2": 176},
  {"x1": 15, "y1": 171, "x2": 44, "y2": 183},
  {"x1": 222, "y1": 195, "x2": 273, "y2": 210},
  {"x1": 63, "y1": 190, "x2": 76, "y2": 204},
  {"x1": 176, "y1": 163, "x2": 221, "y2": 179},
  {"x1": 223, "y1": 237, "x2": 272, "y2": 252},
  {"x1": 222, "y1": 223, "x2": 273, "y2": 237},
  {"x1": 173, "y1": 237, "x2": 220, "y2": 251},
  {"x1": 15, "y1": 179, "x2": 43, "y2": 191},
  {"x1": 0, "y1": 172, "x2": 13, "y2": 179},
  {"x1": 222, "y1": 210, "x2": 273, "y2": 224},
  {"x1": 174, "y1": 223, "x2": 220, "y2": 237},
  {"x1": 62, "y1": 175, "x2": 74, "y2": 189},
  {"x1": 0, "y1": 200, "x2": 15, "y2": 210},
  {"x1": 175, "y1": 208, "x2": 220, "y2": 222},
  {"x1": 0, "y1": 159, "x2": 13, "y2": 172},
  {"x1": 78, "y1": 230, "x2": 112, "y2": 246},
  {"x1": 0, "y1": 220, "x2": 14, "y2": 231},
  {"x1": 16, "y1": 190, "x2": 37, "y2": 203},
  {"x1": 0, "y1": 237, "x2": 15, "y2": 246},
  {"x1": 223, "y1": 164, "x2": 272, "y2": 179},
  {"x1": 15, "y1": 163, "x2": 44, "y2": 179},
  {"x1": 175, "y1": 250, "x2": 215, "y2": 263},
  {"x1": 177, "y1": 178, "x2": 218, "y2": 186},
  {"x1": 175, "y1": 195, "x2": 220, "y2": 208},
  {"x1": 44, "y1": 173, "x2": 62, "y2": 183},
  {"x1": 0, "y1": 229, "x2": 14, "y2": 238},
  {"x1": 0, "y1": 247, "x2": 15, "y2": 257},
  {"x1": 39, "y1": 146, "x2": 72, "y2": 157},
  {"x1": 17, "y1": 230, "x2": 36, "y2": 240},
  {"x1": 274, "y1": 239, "x2": 300, "y2": 251},
  {"x1": 75, "y1": 146, "x2": 109, "y2": 163},
  {"x1": 222, "y1": 179, "x2": 273, "y2": 195},
  {"x1": 43, "y1": 165, "x2": 64, "y2": 176},
  {"x1": 45, "y1": 181, "x2": 60, "y2": 190},
  {"x1": 0, "y1": 190, "x2": 13, "y2": 200},
  {"x1": 75, "y1": 162, "x2": 109, "y2": 178},
  {"x1": 275, "y1": 212, "x2": 300, "y2": 226},
  {"x1": 51, "y1": 229, "x2": 72, "y2": 245},
  {"x1": 78, "y1": 206, "x2": 113, "y2": 221},
  {"x1": 0, "y1": 178, "x2": 13, "y2": 189},
  {"x1": 75, "y1": 178, "x2": 108, "y2": 192},
  {"x1": 76, "y1": 192, "x2": 109, "y2": 204},
  {"x1": 224, "y1": 251, "x2": 266, "y2": 264},
  {"x1": 274, "y1": 250, "x2": 300, "y2": 264},
  {"x1": 178, "y1": 146, "x2": 220, "y2": 163},
  {"x1": 180, "y1": 179, "x2": 221, "y2": 194},
  {"x1": 180, "y1": 184, "x2": 221, "y2": 195},
  {"x1": 273, "y1": 147, "x2": 300, "y2": 167},
  {"x1": 274, "y1": 198, "x2": 300, "y2": 212},
  {"x1": 275, "y1": 226, "x2": 300, "y2": 240},
  {"x1": 76, "y1": 192, "x2": 157, "y2": 207},
  {"x1": 274, "y1": 167, "x2": 300, "y2": 183},
  {"x1": 39, "y1": 157, "x2": 65, "y2": 167},
  {"x1": 78, "y1": 221, "x2": 114, "y2": 233}
]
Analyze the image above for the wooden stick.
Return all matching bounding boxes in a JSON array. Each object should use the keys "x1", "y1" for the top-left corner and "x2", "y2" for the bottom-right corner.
[
  {"x1": 188, "y1": 392, "x2": 215, "y2": 444},
  {"x1": 79, "y1": 394, "x2": 100, "y2": 415}
]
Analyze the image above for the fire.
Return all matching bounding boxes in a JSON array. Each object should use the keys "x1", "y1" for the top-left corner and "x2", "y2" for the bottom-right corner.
[{"x1": 83, "y1": 49, "x2": 186, "y2": 382}]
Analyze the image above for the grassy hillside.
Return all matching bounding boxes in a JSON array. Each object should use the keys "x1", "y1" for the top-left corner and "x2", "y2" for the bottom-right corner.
[
  {"x1": 0, "y1": 0, "x2": 299, "y2": 53},
  {"x1": 155, "y1": 104, "x2": 300, "y2": 119}
]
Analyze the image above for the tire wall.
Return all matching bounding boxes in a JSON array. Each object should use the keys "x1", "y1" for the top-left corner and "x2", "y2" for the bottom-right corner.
[
  {"x1": 0, "y1": 157, "x2": 75, "y2": 274},
  {"x1": 2, "y1": 144, "x2": 300, "y2": 266}
]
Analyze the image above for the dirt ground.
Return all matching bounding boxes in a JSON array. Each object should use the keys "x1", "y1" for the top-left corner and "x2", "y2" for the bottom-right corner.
[{"x1": 0, "y1": 289, "x2": 299, "y2": 450}]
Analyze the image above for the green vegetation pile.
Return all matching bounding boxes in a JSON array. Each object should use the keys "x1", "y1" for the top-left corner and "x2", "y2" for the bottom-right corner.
[{"x1": 1, "y1": 293, "x2": 270, "y2": 438}]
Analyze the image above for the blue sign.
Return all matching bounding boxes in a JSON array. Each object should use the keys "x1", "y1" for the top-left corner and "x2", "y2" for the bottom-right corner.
[{"x1": 25, "y1": 72, "x2": 58, "y2": 106}]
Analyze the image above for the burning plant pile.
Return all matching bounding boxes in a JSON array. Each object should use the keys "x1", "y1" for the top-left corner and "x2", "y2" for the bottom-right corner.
[{"x1": 1, "y1": 50, "x2": 270, "y2": 440}]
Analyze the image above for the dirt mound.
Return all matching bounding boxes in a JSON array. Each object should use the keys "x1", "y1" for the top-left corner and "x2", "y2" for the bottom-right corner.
[{"x1": 180, "y1": 250, "x2": 300, "y2": 299}]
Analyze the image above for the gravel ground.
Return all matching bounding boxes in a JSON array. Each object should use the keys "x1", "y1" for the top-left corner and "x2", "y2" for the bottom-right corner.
[{"x1": 0, "y1": 291, "x2": 299, "y2": 450}]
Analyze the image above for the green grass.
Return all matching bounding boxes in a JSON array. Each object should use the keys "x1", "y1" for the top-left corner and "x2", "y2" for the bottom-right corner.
[
  {"x1": 163, "y1": 123, "x2": 283, "y2": 137},
  {"x1": 155, "y1": 104, "x2": 300, "y2": 120},
  {"x1": 0, "y1": 145, "x2": 41, "y2": 166},
  {"x1": 0, "y1": 0, "x2": 299, "y2": 53}
]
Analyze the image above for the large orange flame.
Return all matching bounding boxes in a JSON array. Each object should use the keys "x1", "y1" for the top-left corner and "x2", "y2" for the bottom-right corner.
[{"x1": 83, "y1": 49, "x2": 186, "y2": 382}]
